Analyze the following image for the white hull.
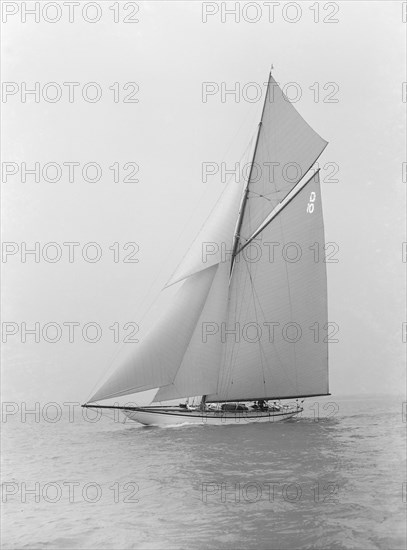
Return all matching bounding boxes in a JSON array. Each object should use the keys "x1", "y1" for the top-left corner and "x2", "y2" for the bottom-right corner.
[{"x1": 122, "y1": 406, "x2": 302, "y2": 427}]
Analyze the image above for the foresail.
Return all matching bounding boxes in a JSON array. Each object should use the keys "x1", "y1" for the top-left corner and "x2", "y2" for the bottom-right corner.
[
  {"x1": 206, "y1": 172, "x2": 329, "y2": 402},
  {"x1": 88, "y1": 264, "x2": 219, "y2": 403},
  {"x1": 153, "y1": 260, "x2": 231, "y2": 402},
  {"x1": 239, "y1": 74, "x2": 327, "y2": 243}
]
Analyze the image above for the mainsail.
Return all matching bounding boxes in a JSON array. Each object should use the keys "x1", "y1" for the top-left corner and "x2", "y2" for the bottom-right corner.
[
  {"x1": 88, "y1": 70, "x2": 329, "y2": 405},
  {"x1": 207, "y1": 171, "x2": 328, "y2": 402}
]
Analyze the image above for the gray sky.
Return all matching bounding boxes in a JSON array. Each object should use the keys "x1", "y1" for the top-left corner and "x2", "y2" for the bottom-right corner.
[{"x1": 2, "y1": 1, "x2": 405, "y2": 404}]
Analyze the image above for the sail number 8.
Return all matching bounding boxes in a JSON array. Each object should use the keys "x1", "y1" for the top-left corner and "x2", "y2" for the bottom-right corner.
[{"x1": 306, "y1": 192, "x2": 317, "y2": 214}]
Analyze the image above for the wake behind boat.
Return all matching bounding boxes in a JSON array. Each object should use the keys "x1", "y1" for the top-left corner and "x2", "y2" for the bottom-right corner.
[{"x1": 82, "y1": 67, "x2": 331, "y2": 427}]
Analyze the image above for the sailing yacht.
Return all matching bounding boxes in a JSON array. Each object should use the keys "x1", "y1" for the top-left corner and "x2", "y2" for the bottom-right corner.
[{"x1": 82, "y1": 69, "x2": 330, "y2": 426}]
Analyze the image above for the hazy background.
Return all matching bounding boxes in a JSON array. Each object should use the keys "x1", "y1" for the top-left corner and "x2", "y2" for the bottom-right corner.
[{"x1": 2, "y1": 1, "x2": 405, "y2": 404}]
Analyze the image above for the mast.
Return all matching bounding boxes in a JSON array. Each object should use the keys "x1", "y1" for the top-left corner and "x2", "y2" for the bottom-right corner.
[{"x1": 230, "y1": 69, "x2": 272, "y2": 271}]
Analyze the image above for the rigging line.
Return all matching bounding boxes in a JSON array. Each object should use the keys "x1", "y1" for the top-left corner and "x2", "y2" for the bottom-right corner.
[
  {"x1": 239, "y1": 186, "x2": 264, "y2": 355},
  {"x1": 250, "y1": 186, "x2": 293, "y2": 199},
  {"x1": 237, "y1": 139, "x2": 326, "y2": 255},
  {"x1": 243, "y1": 254, "x2": 269, "y2": 390},
  {"x1": 254, "y1": 124, "x2": 278, "y2": 197},
  {"x1": 162, "y1": 119, "x2": 256, "y2": 285},
  {"x1": 241, "y1": 138, "x2": 276, "y2": 241},
  {"x1": 221, "y1": 252, "x2": 251, "y2": 398},
  {"x1": 236, "y1": 169, "x2": 321, "y2": 255},
  {"x1": 244, "y1": 256, "x2": 280, "y2": 388},
  {"x1": 230, "y1": 71, "x2": 273, "y2": 271},
  {"x1": 219, "y1": 265, "x2": 240, "y2": 398},
  {"x1": 216, "y1": 271, "x2": 237, "y2": 399},
  {"x1": 88, "y1": 407, "x2": 121, "y2": 423},
  {"x1": 227, "y1": 264, "x2": 247, "y2": 395},
  {"x1": 247, "y1": 190, "x2": 273, "y2": 202},
  {"x1": 277, "y1": 213, "x2": 299, "y2": 392},
  {"x1": 165, "y1": 133, "x2": 256, "y2": 288},
  {"x1": 221, "y1": 98, "x2": 261, "y2": 161},
  {"x1": 248, "y1": 286, "x2": 289, "y2": 385},
  {"x1": 222, "y1": 234, "x2": 264, "y2": 398},
  {"x1": 241, "y1": 242, "x2": 295, "y2": 390}
]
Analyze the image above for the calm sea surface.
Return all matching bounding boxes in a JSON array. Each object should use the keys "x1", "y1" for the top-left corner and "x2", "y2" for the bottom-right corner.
[{"x1": 2, "y1": 395, "x2": 406, "y2": 550}]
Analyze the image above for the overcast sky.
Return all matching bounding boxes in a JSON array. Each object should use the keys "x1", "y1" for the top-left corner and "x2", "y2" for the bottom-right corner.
[{"x1": 2, "y1": 1, "x2": 405, "y2": 404}]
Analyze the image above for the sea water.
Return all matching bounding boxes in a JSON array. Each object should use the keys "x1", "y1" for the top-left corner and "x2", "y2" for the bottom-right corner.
[{"x1": 2, "y1": 395, "x2": 406, "y2": 549}]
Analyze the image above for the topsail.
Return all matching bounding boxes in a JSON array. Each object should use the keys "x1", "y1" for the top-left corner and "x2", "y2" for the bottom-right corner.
[{"x1": 239, "y1": 73, "x2": 327, "y2": 244}]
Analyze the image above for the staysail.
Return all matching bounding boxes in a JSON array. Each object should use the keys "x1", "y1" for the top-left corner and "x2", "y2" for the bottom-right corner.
[{"x1": 153, "y1": 260, "x2": 230, "y2": 402}]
